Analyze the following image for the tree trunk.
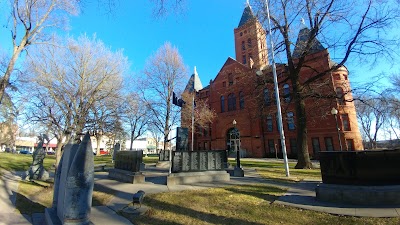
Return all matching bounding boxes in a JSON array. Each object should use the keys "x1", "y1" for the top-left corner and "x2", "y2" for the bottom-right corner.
[
  {"x1": 294, "y1": 84, "x2": 314, "y2": 169},
  {"x1": 0, "y1": 46, "x2": 24, "y2": 104},
  {"x1": 96, "y1": 135, "x2": 102, "y2": 156}
]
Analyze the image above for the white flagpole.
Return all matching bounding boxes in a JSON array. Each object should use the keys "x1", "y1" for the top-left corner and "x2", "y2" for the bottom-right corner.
[
  {"x1": 265, "y1": 0, "x2": 290, "y2": 177},
  {"x1": 191, "y1": 67, "x2": 197, "y2": 151},
  {"x1": 191, "y1": 93, "x2": 195, "y2": 151}
]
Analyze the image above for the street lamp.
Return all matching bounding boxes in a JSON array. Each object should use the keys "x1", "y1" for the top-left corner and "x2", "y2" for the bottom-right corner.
[
  {"x1": 232, "y1": 120, "x2": 241, "y2": 168},
  {"x1": 331, "y1": 107, "x2": 343, "y2": 151}
]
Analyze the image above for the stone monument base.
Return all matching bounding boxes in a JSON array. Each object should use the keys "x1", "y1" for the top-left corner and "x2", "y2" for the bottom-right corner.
[
  {"x1": 45, "y1": 208, "x2": 93, "y2": 225},
  {"x1": 156, "y1": 161, "x2": 170, "y2": 168},
  {"x1": 108, "y1": 168, "x2": 145, "y2": 184},
  {"x1": 227, "y1": 167, "x2": 244, "y2": 177},
  {"x1": 167, "y1": 171, "x2": 230, "y2": 185},
  {"x1": 316, "y1": 183, "x2": 400, "y2": 205}
]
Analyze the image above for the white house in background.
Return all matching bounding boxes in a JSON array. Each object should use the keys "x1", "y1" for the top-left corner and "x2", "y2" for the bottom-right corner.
[{"x1": 124, "y1": 137, "x2": 147, "y2": 151}]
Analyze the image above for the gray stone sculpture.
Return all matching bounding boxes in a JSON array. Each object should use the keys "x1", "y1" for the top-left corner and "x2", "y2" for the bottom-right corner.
[
  {"x1": 45, "y1": 133, "x2": 95, "y2": 225},
  {"x1": 25, "y1": 134, "x2": 49, "y2": 181}
]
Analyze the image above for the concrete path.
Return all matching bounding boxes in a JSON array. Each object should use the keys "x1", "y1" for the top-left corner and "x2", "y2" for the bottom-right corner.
[{"x1": 0, "y1": 169, "x2": 32, "y2": 225}]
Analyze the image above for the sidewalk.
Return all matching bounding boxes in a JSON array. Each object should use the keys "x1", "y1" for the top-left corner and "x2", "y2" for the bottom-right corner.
[{"x1": 1, "y1": 164, "x2": 399, "y2": 225}]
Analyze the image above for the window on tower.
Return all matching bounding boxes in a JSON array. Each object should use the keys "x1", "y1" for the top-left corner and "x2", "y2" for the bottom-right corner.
[
  {"x1": 247, "y1": 38, "x2": 252, "y2": 48},
  {"x1": 242, "y1": 41, "x2": 245, "y2": 50},
  {"x1": 336, "y1": 87, "x2": 345, "y2": 105},
  {"x1": 242, "y1": 55, "x2": 247, "y2": 65}
]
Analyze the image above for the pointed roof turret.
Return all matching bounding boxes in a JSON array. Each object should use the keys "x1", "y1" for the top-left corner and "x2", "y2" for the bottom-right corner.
[
  {"x1": 185, "y1": 66, "x2": 203, "y2": 93},
  {"x1": 293, "y1": 27, "x2": 325, "y2": 58},
  {"x1": 238, "y1": 2, "x2": 256, "y2": 27}
]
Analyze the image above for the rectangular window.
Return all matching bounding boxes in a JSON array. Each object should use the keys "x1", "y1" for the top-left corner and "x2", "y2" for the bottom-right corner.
[
  {"x1": 289, "y1": 138, "x2": 297, "y2": 154},
  {"x1": 312, "y1": 138, "x2": 321, "y2": 155},
  {"x1": 242, "y1": 55, "x2": 246, "y2": 65},
  {"x1": 268, "y1": 139, "x2": 275, "y2": 153},
  {"x1": 346, "y1": 139, "x2": 354, "y2": 150},
  {"x1": 266, "y1": 116, "x2": 273, "y2": 132},
  {"x1": 228, "y1": 73, "x2": 233, "y2": 86},
  {"x1": 342, "y1": 114, "x2": 351, "y2": 131},
  {"x1": 324, "y1": 137, "x2": 334, "y2": 151}
]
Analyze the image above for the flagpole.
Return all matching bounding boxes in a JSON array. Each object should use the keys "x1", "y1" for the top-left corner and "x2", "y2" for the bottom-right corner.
[
  {"x1": 191, "y1": 93, "x2": 194, "y2": 151},
  {"x1": 265, "y1": 0, "x2": 290, "y2": 177}
]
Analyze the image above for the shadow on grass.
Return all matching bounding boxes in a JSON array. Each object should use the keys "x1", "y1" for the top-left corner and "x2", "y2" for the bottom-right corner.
[
  {"x1": 14, "y1": 191, "x2": 46, "y2": 215},
  {"x1": 136, "y1": 197, "x2": 266, "y2": 225},
  {"x1": 223, "y1": 184, "x2": 285, "y2": 203}
]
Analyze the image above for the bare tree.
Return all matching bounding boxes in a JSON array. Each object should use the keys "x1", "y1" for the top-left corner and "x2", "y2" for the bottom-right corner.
[
  {"x1": 0, "y1": 93, "x2": 18, "y2": 151},
  {"x1": 252, "y1": 0, "x2": 399, "y2": 168},
  {"x1": 180, "y1": 91, "x2": 216, "y2": 134},
  {"x1": 355, "y1": 97, "x2": 387, "y2": 149},
  {"x1": 148, "y1": 123, "x2": 163, "y2": 154},
  {"x1": 0, "y1": 0, "x2": 80, "y2": 105},
  {"x1": 120, "y1": 92, "x2": 150, "y2": 150},
  {"x1": 140, "y1": 42, "x2": 188, "y2": 151},
  {"x1": 23, "y1": 34, "x2": 127, "y2": 166}
]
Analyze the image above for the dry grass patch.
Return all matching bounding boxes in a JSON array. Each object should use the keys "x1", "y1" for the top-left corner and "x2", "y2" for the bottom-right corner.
[{"x1": 126, "y1": 184, "x2": 400, "y2": 225}]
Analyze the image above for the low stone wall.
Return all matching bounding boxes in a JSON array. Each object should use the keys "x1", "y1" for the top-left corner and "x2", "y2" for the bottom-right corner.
[
  {"x1": 167, "y1": 171, "x2": 230, "y2": 185},
  {"x1": 108, "y1": 168, "x2": 145, "y2": 184},
  {"x1": 316, "y1": 183, "x2": 400, "y2": 205}
]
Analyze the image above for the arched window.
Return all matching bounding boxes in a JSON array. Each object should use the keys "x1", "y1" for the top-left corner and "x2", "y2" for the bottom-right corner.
[
  {"x1": 287, "y1": 112, "x2": 295, "y2": 130},
  {"x1": 220, "y1": 96, "x2": 225, "y2": 112},
  {"x1": 247, "y1": 38, "x2": 252, "y2": 48},
  {"x1": 228, "y1": 93, "x2": 236, "y2": 111},
  {"x1": 336, "y1": 87, "x2": 345, "y2": 105},
  {"x1": 264, "y1": 88, "x2": 271, "y2": 106},
  {"x1": 239, "y1": 91, "x2": 244, "y2": 109},
  {"x1": 283, "y1": 84, "x2": 291, "y2": 102},
  {"x1": 241, "y1": 41, "x2": 245, "y2": 50}
]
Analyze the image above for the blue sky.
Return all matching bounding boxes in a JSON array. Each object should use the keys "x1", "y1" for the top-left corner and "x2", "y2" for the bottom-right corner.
[
  {"x1": 0, "y1": 0, "x2": 398, "y2": 90},
  {"x1": 67, "y1": 1, "x2": 246, "y2": 86}
]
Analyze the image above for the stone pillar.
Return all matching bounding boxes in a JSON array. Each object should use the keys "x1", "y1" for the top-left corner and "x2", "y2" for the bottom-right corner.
[{"x1": 46, "y1": 133, "x2": 95, "y2": 225}]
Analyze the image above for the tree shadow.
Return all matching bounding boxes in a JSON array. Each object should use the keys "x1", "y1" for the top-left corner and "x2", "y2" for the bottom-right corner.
[{"x1": 134, "y1": 196, "x2": 266, "y2": 225}]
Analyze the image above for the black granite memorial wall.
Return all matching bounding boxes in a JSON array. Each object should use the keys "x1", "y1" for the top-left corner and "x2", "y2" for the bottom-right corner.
[
  {"x1": 171, "y1": 150, "x2": 227, "y2": 173},
  {"x1": 319, "y1": 149, "x2": 400, "y2": 185},
  {"x1": 114, "y1": 150, "x2": 143, "y2": 172}
]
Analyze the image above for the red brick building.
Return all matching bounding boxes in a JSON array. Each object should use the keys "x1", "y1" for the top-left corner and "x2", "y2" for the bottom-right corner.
[{"x1": 183, "y1": 4, "x2": 363, "y2": 158}]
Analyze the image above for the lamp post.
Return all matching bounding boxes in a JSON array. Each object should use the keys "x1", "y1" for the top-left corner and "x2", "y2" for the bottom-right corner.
[
  {"x1": 232, "y1": 119, "x2": 241, "y2": 169},
  {"x1": 331, "y1": 107, "x2": 343, "y2": 151}
]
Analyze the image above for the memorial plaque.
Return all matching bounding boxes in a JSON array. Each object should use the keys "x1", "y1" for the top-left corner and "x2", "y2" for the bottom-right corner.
[
  {"x1": 172, "y1": 152, "x2": 182, "y2": 173},
  {"x1": 208, "y1": 152, "x2": 216, "y2": 170},
  {"x1": 182, "y1": 152, "x2": 190, "y2": 171},
  {"x1": 199, "y1": 151, "x2": 207, "y2": 171},
  {"x1": 215, "y1": 152, "x2": 223, "y2": 170},
  {"x1": 190, "y1": 152, "x2": 199, "y2": 171},
  {"x1": 171, "y1": 150, "x2": 228, "y2": 173},
  {"x1": 115, "y1": 151, "x2": 143, "y2": 172}
]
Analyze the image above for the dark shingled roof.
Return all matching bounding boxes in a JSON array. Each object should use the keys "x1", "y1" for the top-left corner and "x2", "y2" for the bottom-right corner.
[
  {"x1": 238, "y1": 5, "x2": 255, "y2": 27},
  {"x1": 293, "y1": 27, "x2": 325, "y2": 58}
]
